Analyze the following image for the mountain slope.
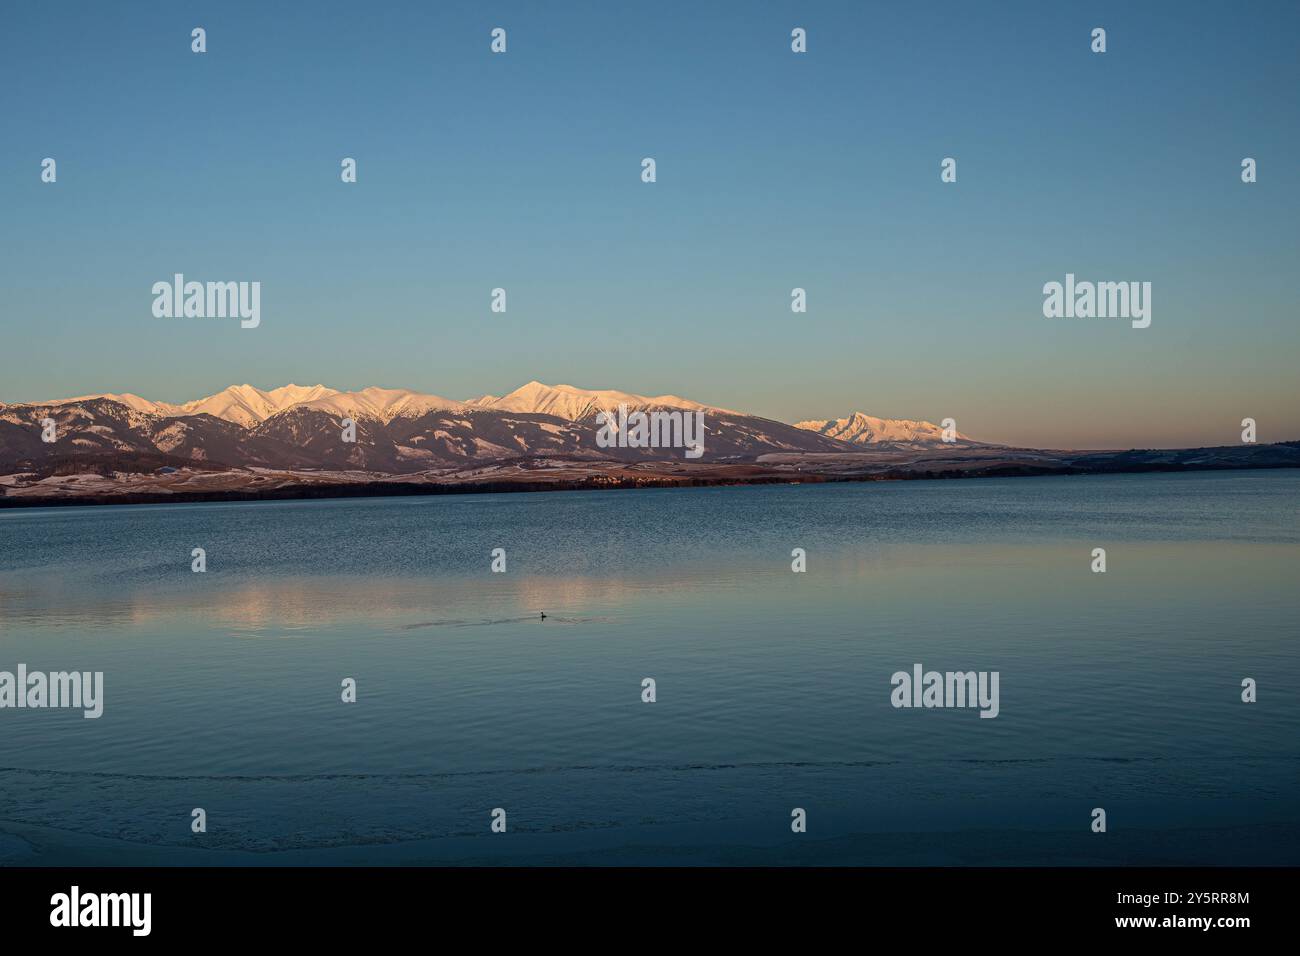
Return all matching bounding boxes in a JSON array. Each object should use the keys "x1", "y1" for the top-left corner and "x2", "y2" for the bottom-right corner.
[{"x1": 794, "y1": 411, "x2": 984, "y2": 447}]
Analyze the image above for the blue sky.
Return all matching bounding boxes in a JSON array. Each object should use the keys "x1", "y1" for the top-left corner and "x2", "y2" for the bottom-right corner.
[{"x1": 1, "y1": 0, "x2": 1297, "y2": 448}]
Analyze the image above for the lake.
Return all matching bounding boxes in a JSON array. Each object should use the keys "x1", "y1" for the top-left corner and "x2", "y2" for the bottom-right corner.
[{"x1": 1, "y1": 471, "x2": 1297, "y2": 865}]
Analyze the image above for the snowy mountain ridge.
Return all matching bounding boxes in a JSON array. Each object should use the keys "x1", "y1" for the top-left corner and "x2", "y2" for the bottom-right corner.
[{"x1": 17, "y1": 382, "x2": 981, "y2": 450}]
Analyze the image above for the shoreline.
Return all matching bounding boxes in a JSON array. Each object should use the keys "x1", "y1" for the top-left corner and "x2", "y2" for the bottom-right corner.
[{"x1": 2, "y1": 457, "x2": 1297, "y2": 511}]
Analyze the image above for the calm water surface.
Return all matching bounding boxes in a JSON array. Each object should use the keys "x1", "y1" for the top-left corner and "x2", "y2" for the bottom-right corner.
[{"x1": 1, "y1": 471, "x2": 1297, "y2": 864}]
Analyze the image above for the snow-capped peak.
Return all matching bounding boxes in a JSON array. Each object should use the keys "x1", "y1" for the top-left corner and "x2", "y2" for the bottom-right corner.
[
  {"x1": 297, "y1": 386, "x2": 465, "y2": 422},
  {"x1": 794, "y1": 411, "x2": 977, "y2": 446},
  {"x1": 487, "y1": 380, "x2": 731, "y2": 420},
  {"x1": 40, "y1": 392, "x2": 171, "y2": 415},
  {"x1": 178, "y1": 384, "x2": 287, "y2": 426},
  {"x1": 264, "y1": 384, "x2": 340, "y2": 408}
]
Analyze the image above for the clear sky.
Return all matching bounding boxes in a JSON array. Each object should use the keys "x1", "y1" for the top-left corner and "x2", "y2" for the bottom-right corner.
[{"x1": 2, "y1": 0, "x2": 1297, "y2": 448}]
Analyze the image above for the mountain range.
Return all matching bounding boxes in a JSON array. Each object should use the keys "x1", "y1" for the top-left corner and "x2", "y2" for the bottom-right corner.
[{"x1": 0, "y1": 381, "x2": 984, "y2": 477}]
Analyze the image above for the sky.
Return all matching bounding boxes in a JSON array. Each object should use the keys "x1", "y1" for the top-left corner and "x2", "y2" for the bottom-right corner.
[{"x1": 1, "y1": 0, "x2": 1297, "y2": 449}]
